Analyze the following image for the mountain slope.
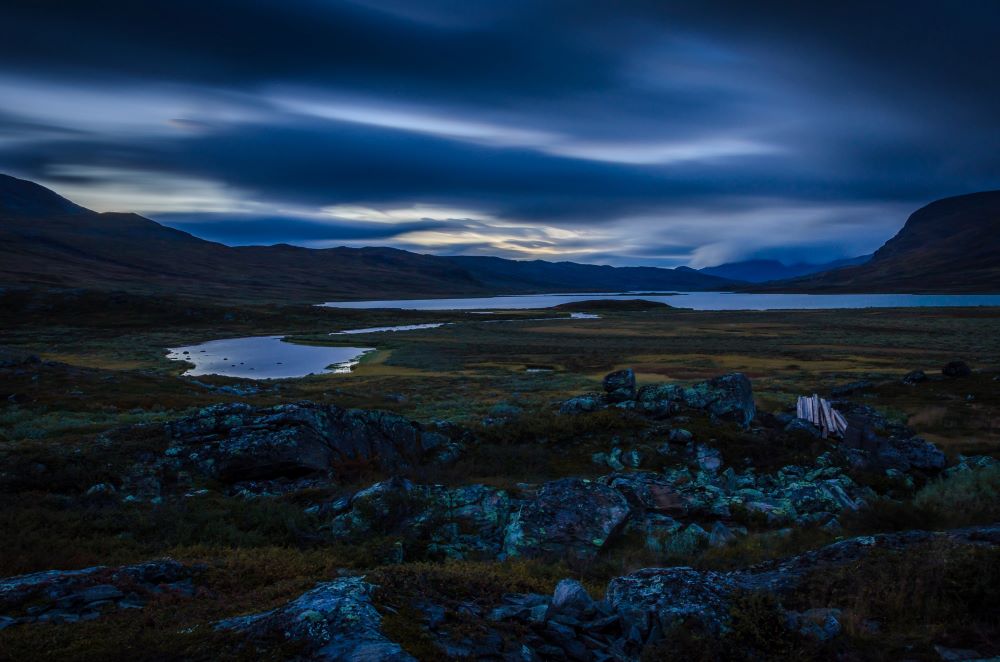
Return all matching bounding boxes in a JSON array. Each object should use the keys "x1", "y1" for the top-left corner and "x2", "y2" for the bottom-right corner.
[
  {"x1": 699, "y1": 256, "x2": 871, "y2": 283},
  {"x1": 446, "y1": 256, "x2": 734, "y2": 292},
  {"x1": 0, "y1": 174, "x2": 735, "y2": 301},
  {"x1": 754, "y1": 191, "x2": 1000, "y2": 293}
]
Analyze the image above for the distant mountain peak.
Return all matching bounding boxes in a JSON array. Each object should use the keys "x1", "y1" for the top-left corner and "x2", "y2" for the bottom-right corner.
[{"x1": 0, "y1": 174, "x2": 90, "y2": 218}]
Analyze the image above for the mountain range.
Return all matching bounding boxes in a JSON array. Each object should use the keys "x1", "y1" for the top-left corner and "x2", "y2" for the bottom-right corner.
[
  {"x1": 698, "y1": 256, "x2": 871, "y2": 283},
  {"x1": 2, "y1": 174, "x2": 998, "y2": 298},
  {"x1": 0, "y1": 174, "x2": 735, "y2": 301}
]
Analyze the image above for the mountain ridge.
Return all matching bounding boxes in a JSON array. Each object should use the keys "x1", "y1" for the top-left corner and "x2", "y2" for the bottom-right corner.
[
  {"x1": 751, "y1": 191, "x2": 1000, "y2": 293},
  {"x1": 0, "y1": 174, "x2": 736, "y2": 301},
  {"x1": 699, "y1": 256, "x2": 871, "y2": 283}
]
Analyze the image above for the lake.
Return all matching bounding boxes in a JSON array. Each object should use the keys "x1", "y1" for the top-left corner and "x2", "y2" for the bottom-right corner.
[
  {"x1": 166, "y1": 336, "x2": 373, "y2": 379},
  {"x1": 321, "y1": 291, "x2": 1000, "y2": 311}
]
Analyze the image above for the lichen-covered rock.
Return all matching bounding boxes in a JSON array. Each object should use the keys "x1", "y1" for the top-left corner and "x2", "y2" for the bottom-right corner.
[
  {"x1": 164, "y1": 402, "x2": 458, "y2": 484},
  {"x1": 602, "y1": 369, "x2": 637, "y2": 403},
  {"x1": 606, "y1": 567, "x2": 740, "y2": 635},
  {"x1": 841, "y1": 403, "x2": 946, "y2": 472},
  {"x1": 636, "y1": 383, "x2": 684, "y2": 417},
  {"x1": 330, "y1": 478, "x2": 512, "y2": 560},
  {"x1": 0, "y1": 559, "x2": 198, "y2": 627},
  {"x1": 558, "y1": 393, "x2": 604, "y2": 415},
  {"x1": 680, "y1": 372, "x2": 756, "y2": 428},
  {"x1": 602, "y1": 472, "x2": 690, "y2": 516},
  {"x1": 503, "y1": 478, "x2": 630, "y2": 560},
  {"x1": 216, "y1": 577, "x2": 414, "y2": 661}
]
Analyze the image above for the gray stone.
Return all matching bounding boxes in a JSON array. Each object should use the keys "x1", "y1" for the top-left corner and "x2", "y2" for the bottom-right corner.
[{"x1": 216, "y1": 577, "x2": 414, "y2": 662}]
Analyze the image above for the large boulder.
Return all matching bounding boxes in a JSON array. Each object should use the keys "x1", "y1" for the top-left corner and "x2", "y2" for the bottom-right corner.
[
  {"x1": 216, "y1": 577, "x2": 414, "y2": 661},
  {"x1": 841, "y1": 404, "x2": 945, "y2": 472},
  {"x1": 680, "y1": 373, "x2": 756, "y2": 428},
  {"x1": 165, "y1": 402, "x2": 456, "y2": 483},
  {"x1": 603, "y1": 369, "x2": 637, "y2": 403},
  {"x1": 503, "y1": 478, "x2": 631, "y2": 561},
  {"x1": 606, "y1": 567, "x2": 740, "y2": 635}
]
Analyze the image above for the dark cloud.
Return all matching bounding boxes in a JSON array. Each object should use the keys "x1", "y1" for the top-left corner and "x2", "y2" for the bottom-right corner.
[{"x1": 0, "y1": 0, "x2": 997, "y2": 266}]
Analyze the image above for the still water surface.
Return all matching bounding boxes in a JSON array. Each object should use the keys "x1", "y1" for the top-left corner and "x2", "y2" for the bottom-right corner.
[
  {"x1": 167, "y1": 336, "x2": 373, "y2": 379},
  {"x1": 322, "y1": 291, "x2": 1000, "y2": 311}
]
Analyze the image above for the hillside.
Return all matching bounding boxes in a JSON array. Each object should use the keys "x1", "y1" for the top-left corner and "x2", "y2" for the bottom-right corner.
[
  {"x1": 700, "y1": 256, "x2": 870, "y2": 283},
  {"x1": 755, "y1": 191, "x2": 1000, "y2": 292},
  {"x1": 0, "y1": 174, "x2": 735, "y2": 302}
]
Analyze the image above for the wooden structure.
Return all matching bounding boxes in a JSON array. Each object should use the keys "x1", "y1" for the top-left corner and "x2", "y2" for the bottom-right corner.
[{"x1": 796, "y1": 394, "x2": 848, "y2": 438}]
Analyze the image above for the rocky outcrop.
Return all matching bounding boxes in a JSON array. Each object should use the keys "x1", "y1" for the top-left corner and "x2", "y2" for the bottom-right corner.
[
  {"x1": 216, "y1": 576, "x2": 414, "y2": 662},
  {"x1": 473, "y1": 525, "x2": 1000, "y2": 660},
  {"x1": 502, "y1": 478, "x2": 631, "y2": 561},
  {"x1": 0, "y1": 559, "x2": 198, "y2": 628},
  {"x1": 840, "y1": 403, "x2": 946, "y2": 472},
  {"x1": 603, "y1": 368, "x2": 637, "y2": 403},
  {"x1": 566, "y1": 370, "x2": 756, "y2": 428},
  {"x1": 165, "y1": 402, "x2": 459, "y2": 484},
  {"x1": 328, "y1": 478, "x2": 513, "y2": 560}
]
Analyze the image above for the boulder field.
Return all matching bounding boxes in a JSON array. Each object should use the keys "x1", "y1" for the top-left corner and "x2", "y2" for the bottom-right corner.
[{"x1": 15, "y1": 369, "x2": 995, "y2": 659}]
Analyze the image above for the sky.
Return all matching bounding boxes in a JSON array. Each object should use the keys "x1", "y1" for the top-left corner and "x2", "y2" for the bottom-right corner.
[{"x1": 1, "y1": 1, "x2": 998, "y2": 268}]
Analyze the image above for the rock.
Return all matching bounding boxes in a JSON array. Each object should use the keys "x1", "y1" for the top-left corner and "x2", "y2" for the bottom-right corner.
[
  {"x1": 607, "y1": 567, "x2": 739, "y2": 635},
  {"x1": 607, "y1": 525, "x2": 1000, "y2": 646},
  {"x1": 602, "y1": 369, "x2": 637, "y2": 403},
  {"x1": 708, "y1": 521, "x2": 737, "y2": 547},
  {"x1": 896, "y1": 436, "x2": 946, "y2": 471},
  {"x1": 636, "y1": 383, "x2": 683, "y2": 417},
  {"x1": 503, "y1": 478, "x2": 630, "y2": 561},
  {"x1": 84, "y1": 483, "x2": 117, "y2": 497},
  {"x1": 694, "y1": 444, "x2": 722, "y2": 473},
  {"x1": 623, "y1": 447, "x2": 643, "y2": 469},
  {"x1": 164, "y1": 402, "x2": 458, "y2": 484},
  {"x1": 787, "y1": 607, "x2": 842, "y2": 640},
  {"x1": 216, "y1": 577, "x2": 414, "y2": 661},
  {"x1": 603, "y1": 472, "x2": 689, "y2": 516},
  {"x1": 668, "y1": 428, "x2": 693, "y2": 444},
  {"x1": 934, "y1": 644, "x2": 985, "y2": 661},
  {"x1": 942, "y1": 361, "x2": 972, "y2": 378},
  {"x1": 680, "y1": 373, "x2": 756, "y2": 428},
  {"x1": 0, "y1": 559, "x2": 197, "y2": 628},
  {"x1": 330, "y1": 478, "x2": 512, "y2": 560},
  {"x1": 550, "y1": 580, "x2": 592, "y2": 614},
  {"x1": 841, "y1": 403, "x2": 946, "y2": 473},
  {"x1": 902, "y1": 369, "x2": 927, "y2": 385},
  {"x1": 784, "y1": 417, "x2": 822, "y2": 438},
  {"x1": 607, "y1": 447, "x2": 625, "y2": 471},
  {"x1": 559, "y1": 394, "x2": 604, "y2": 415}
]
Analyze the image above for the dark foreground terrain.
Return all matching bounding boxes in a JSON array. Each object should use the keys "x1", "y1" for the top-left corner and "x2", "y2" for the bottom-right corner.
[{"x1": 0, "y1": 290, "x2": 998, "y2": 661}]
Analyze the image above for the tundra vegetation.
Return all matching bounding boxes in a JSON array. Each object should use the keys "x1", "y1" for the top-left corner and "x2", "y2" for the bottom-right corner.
[{"x1": 0, "y1": 289, "x2": 998, "y2": 660}]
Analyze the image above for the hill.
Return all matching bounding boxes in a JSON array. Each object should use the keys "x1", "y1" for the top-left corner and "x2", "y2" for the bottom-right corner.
[
  {"x1": 754, "y1": 191, "x2": 1000, "y2": 292},
  {"x1": 0, "y1": 174, "x2": 735, "y2": 302},
  {"x1": 699, "y1": 256, "x2": 870, "y2": 283}
]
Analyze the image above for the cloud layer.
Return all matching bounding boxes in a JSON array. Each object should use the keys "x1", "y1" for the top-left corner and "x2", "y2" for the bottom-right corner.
[{"x1": 1, "y1": 0, "x2": 998, "y2": 266}]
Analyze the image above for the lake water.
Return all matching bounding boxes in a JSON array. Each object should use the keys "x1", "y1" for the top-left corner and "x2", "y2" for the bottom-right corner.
[
  {"x1": 322, "y1": 291, "x2": 1000, "y2": 311},
  {"x1": 166, "y1": 336, "x2": 373, "y2": 379},
  {"x1": 333, "y1": 323, "x2": 448, "y2": 334}
]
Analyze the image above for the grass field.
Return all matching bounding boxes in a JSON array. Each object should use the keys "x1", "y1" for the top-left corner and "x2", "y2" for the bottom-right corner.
[{"x1": 1, "y1": 289, "x2": 998, "y2": 660}]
